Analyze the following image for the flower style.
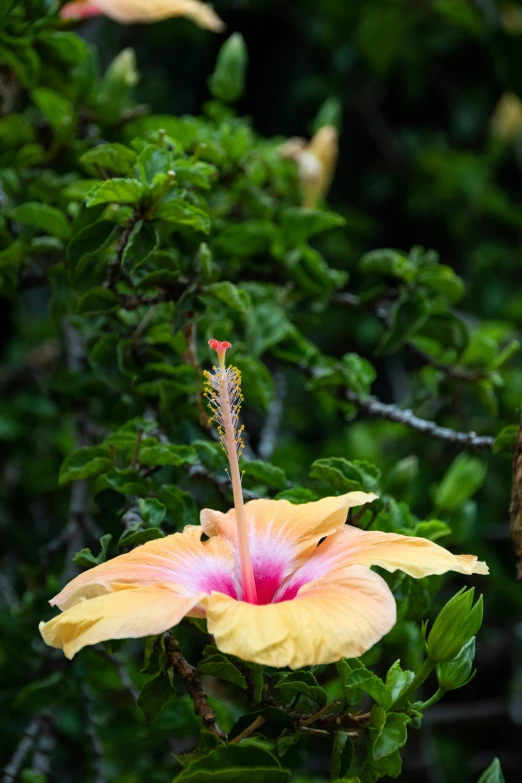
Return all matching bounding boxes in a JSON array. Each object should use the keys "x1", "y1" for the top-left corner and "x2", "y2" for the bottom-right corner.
[
  {"x1": 279, "y1": 125, "x2": 339, "y2": 208},
  {"x1": 40, "y1": 340, "x2": 488, "y2": 669},
  {"x1": 60, "y1": 0, "x2": 225, "y2": 31}
]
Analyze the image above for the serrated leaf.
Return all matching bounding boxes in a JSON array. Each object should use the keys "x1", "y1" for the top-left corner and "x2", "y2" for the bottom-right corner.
[
  {"x1": 86, "y1": 179, "x2": 145, "y2": 207},
  {"x1": 359, "y1": 248, "x2": 416, "y2": 282},
  {"x1": 331, "y1": 731, "x2": 354, "y2": 781},
  {"x1": 32, "y1": 87, "x2": 74, "y2": 138},
  {"x1": 137, "y1": 668, "x2": 176, "y2": 726},
  {"x1": 310, "y1": 457, "x2": 379, "y2": 494},
  {"x1": 137, "y1": 498, "x2": 167, "y2": 527},
  {"x1": 377, "y1": 289, "x2": 431, "y2": 354},
  {"x1": 118, "y1": 526, "x2": 165, "y2": 547},
  {"x1": 174, "y1": 745, "x2": 289, "y2": 782},
  {"x1": 139, "y1": 443, "x2": 197, "y2": 467},
  {"x1": 80, "y1": 144, "x2": 138, "y2": 176},
  {"x1": 240, "y1": 459, "x2": 287, "y2": 490},
  {"x1": 207, "y1": 281, "x2": 251, "y2": 315},
  {"x1": 197, "y1": 654, "x2": 247, "y2": 689},
  {"x1": 275, "y1": 671, "x2": 327, "y2": 708},
  {"x1": 122, "y1": 220, "x2": 157, "y2": 268},
  {"x1": 138, "y1": 145, "x2": 171, "y2": 183},
  {"x1": 67, "y1": 220, "x2": 118, "y2": 276},
  {"x1": 59, "y1": 446, "x2": 111, "y2": 484},
  {"x1": 74, "y1": 534, "x2": 112, "y2": 568},
  {"x1": 142, "y1": 635, "x2": 165, "y2": 674},
  {"x1": 384, "y1": 660, "x2": 415, "y2": 704},
  {"x1": 154, "y1": 197, "x2": 210, "y2": 233},
  {"x1": 370, "y1": 706, "x2": 409, "y2": 761}
]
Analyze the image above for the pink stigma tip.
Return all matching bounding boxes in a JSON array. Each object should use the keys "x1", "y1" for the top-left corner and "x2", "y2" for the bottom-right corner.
[{"x1": 208, "y1": 339, "x2": 232, "y2": 354}]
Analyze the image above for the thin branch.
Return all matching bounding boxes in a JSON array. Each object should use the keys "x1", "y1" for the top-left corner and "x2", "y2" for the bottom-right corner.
[
  {"x1": 164, "y1": 633, "x2": 226, "y2": 741},
  {"x1": 230, "y1": 716, "x2": 265, "y2": 744},
  {"x1": 299, "y1": 700, "x2": 341, "y2": 728},
  {"x1": 2, "y1": 717, "x2": 44, "y2": 783},
  {"x1": 105, "y1": 213, "x2": 138, "y2": 292},
  {"x1": 82, "y1": 686, "x2": 106, "y2": 783},
  {"x1": 345, "y1": 390, "x2": 494, "y2": 449}
]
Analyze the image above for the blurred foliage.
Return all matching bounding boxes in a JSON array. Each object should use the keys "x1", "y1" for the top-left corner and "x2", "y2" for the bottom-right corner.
[{"x1": 1, "y1": 0, "x2": 522, "y2": 782}]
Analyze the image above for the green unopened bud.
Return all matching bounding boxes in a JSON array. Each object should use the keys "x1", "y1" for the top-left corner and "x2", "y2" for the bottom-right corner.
[
  {"x1": 426, "y1": 588, "x2": 483, "y2": 662},
  {"x1": 436, "y1": 637, "x2": 476, "y2": 691},
  {"x1": 209, "y1": 33, "x2": 248, "y2": 103},
  {"x1": 106, "y1": 48, "x2": 139, "y2": 89}
]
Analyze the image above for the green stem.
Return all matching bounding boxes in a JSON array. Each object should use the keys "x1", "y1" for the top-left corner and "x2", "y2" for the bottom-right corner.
[
  {"x1": 418, "y1": 687, "x2": 446, "y2": 711},
  {"x1": 390, "y1": 657, "x2": 436, "y2": 711}
]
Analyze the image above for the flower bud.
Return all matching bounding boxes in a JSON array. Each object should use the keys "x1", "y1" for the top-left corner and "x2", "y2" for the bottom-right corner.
[
  {"x1": 436, "y1": 636, "x2": 476, "y2": 691},
  {"x1": 426, "y1": 588, "x2": 483, "y2": 662},
  {"x1": 209, "y1": 33, "x2": 248, "y2": 103}
]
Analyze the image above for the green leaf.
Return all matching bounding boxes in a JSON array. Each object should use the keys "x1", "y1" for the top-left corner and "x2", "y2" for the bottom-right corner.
[
  {"x1": 492, "y1": 424, "x2": 518, "y2": 455},
  {"x1": 477, "y1": 758, "x2": 505, "y2": 783},
  {"x1": 331, "y1": 732, "x2": 354, "y2": 781},
  {"x1": 142, "y1": 635, "x2": 165, "y2": 674},
  {"x1": 275, "y1": 671, "x2": 327, "y2": 708},
  {"x1": 67, "y1": 220, "x2": 118, "y2": 277},
  {"x1": 36, "y1": 30, "x2": 88, "y2": 65},
  {"x1": 384, "y1": 660, "x2": 415, "y2": 704},
  {"x1": 86, "y1": 179, "x2": 145, "y2": 207},
  {"x1": 310, "y1": 457, "x2": 380, "y2": 494},
  {"x1": 215, "y1": 221, "x2": 276, "y2": 256},
  {"x1": 138, "y1": 144, "x2": 171, "y2": 183},
  {"x1": 76, "y1": 286, "x2": 120, "y2": 316},
  {"x1": 416, "y1": 264, "x2": 465, "y2": 303},
  {"x1": 32, "y1": 88, "x2": 74, "y2": 139},
  {"x1": 137, "y1": 668, "x2": 176, "y2": 726},
  {"x1": 174, "y1": 745, "x2": 289, "y2": 782},
  {"x1": 241, "y1": 459, "x2": 287, "y2": 490},
  {"x1": 139, "y1": 442, "x2": 197, "y2": 467},
  {"x1": 0, "y1": 37, "x2": 39, "y2": 87},
  {"x1": 100, "y1": 468, "x2": 149, "y2": 496},
  {"x1": 433, "y1": 453, "x2": 487, "y2": 511},
  {"x1": 206, "y1": 282, "x2": 251, "y2": 315},
  {"x1": 74, "y1": 534, "x2": 112, "y2": 568},
  {"x1": 89, "y1": 333, "x2": 124, "y2": 387},
  {"x1": 80, "y1": 144, "x2": 138, "y2": 176},
  {"x1": 155, "y1": 198, "x2": 211, "y2": 233},
  {"x1": 118, "y1": 527, "x2": 165, "y2": 547},
  {"x1": 197, "y1": 654, "x2": 247, "y2": 689},
  {"x1": 377, "y1": 289, "x2": 431, "y2": 354},
  {"x1": 208, "y1": 33, "x2": 248, "y2": 103},
  {"x1": 11, "y1": 203, "x2": 71, "y2": 241},
  {"x1": 137, "y1": 498, "x2": 167, "y2": 528},
  {"x1": 280, "y1": 207, "x2": 346, "y2": 246},
  {"x1": 275, "y1": 488, "x2": 319, "y2": 503},
  {"x1": 341, "y1": 664, "x2": 390, "y2": 709},
  {"x1": 122, "y1": 220, "x2": 157, "y2": 268},
  {"x1": 341, "y1": 354, "x2": 376, "y2": 397},
  {"x1": 59, "y1": 446, "x2": 111, "y2": 484},
  {"x1": 369, "y1": 706, "x2": 409, "y2": 761},
  {"x1": 359, "y1": 249, "x2": 416, "y2": 282}
]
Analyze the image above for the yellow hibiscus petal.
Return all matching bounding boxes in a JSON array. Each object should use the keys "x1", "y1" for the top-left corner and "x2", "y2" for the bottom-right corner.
[
  {"x1": 300, "y1": 525, "x2": 489, "y2": 580},
  {"x1": 52, "y1": 525, "x2": 235, "y2": 610},
  {"x1": 201, "y1": 492, "x2": 376, "y2": 603},
  {"x1": 206, "y1": 565, "x2": 396, "y2": 669},
  {"x1": 39, "y1": 584, "x2": 204, "y2": 659},
  {"x1": 93, "y1": 0, "x2": 225, "y2": 29}
]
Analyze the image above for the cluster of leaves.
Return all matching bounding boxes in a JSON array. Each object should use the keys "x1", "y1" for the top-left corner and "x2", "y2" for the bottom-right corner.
[{"x1": 0, "y1": 1, "x2": 520, "y2": 782}]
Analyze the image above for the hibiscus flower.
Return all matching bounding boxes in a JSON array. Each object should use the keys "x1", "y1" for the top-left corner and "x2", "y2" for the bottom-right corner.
[{"x1": 40, "y1": 340, "x2": 487, "y2": 668}]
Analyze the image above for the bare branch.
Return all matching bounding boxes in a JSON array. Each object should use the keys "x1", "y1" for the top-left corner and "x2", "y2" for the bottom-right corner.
[
  {"x1": 258, "y1": 372, "x2": 286, "y2": 460},
  {"x1": 2, "y1": 716, "x2": 46, "y2": 783},
  {"x1": 345, "y1": 390, "x2": 494, "y2": 449},
  {"x1": 164, "y1": 633, "x2": 226, "y2": 741}
]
